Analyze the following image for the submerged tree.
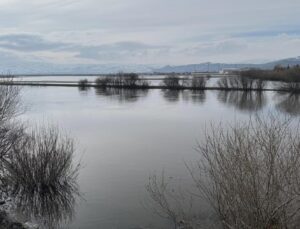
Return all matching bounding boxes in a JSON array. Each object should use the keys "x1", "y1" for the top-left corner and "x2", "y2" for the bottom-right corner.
[{"x1": 0, "y1": 81, "x2": 80, "y2": 228}]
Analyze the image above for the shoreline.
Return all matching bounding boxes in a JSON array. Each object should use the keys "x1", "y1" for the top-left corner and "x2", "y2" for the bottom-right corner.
[{"x1": 0, "y1": 81, "x2": 299, "y2": 93}]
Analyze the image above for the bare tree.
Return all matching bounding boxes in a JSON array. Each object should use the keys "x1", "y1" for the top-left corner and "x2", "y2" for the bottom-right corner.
[
  {"x1": 147, "y1": 114, "x2": 300, "y2": 229},
  {"x1": 146, "y1": 172, "x2": 203, "y2": 229},
  {"x1": 191, "y1": 76, "x2": 207, "y2": 89},
  {"x1": 78, "y1": 79, "x2": 89, "y2": 88},
  {"x1": 0, "y1": 83, "x2": 23, "y2": 160},
  {"x1": 189, "y1": 114, "x2": 300, "y2": 229},
  {"x1": 0, "y1": 84, "x2": 21, "y2": 122},
  {"x1": 162, "y1": 75, "x2": 181, "y2": 88}
]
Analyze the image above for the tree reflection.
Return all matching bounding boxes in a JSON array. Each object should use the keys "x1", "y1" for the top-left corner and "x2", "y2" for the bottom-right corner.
[
  {"x1": 182, "y1": 90, "x2": 206, "y2": 104},
  {"x1": 162, "y1": 90, "x2": 180, "y2": 103},
  {"x1": 95, "y1": 87, "x2": 148, "y2": 103},
  {"x1": 162, "y1": 90, "x2": 206, "y2": 104},
  {"x1": 217, "y1": 91, "x2": 267, "y2": 112},
  {"x1": 78, "y1": 85, "x2": 90, "y2": 96},
  {"x1": 275, "y1": 92, "x2": 300, "y2": 116}
]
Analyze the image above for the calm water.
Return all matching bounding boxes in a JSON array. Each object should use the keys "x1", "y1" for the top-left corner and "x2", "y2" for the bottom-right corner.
[{"x1": 19, "y1": 84, "x2": 299, "y2": 228}]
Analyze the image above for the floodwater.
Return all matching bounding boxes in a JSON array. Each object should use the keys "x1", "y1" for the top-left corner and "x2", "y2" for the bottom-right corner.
[{"x1": 19, "y1": 82, "x2": 300, "y2": 228}]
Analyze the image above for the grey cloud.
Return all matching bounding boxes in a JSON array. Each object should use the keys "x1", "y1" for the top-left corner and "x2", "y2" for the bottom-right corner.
[
  {"x1": 0, "y1": 34, "x2": 69, "y2": 51},
  {"x1": 75, "y1": 41, "x2": 168, "y2": 60},
  {"x1": 0, "y1": 33, "x2": 169, "y2": 63}
]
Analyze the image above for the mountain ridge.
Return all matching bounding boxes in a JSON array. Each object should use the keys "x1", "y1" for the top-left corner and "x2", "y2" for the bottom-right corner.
[
  {"x1": 1, "y1": 57, "x2": 300, "y2": 75},
  {"x1": 153, "y1": 57, "x2": 300, "y2": 73}
]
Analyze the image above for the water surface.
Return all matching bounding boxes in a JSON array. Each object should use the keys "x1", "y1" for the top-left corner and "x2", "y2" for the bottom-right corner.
[{"x1": 19, "y1": 84, "x2": 298, "y2": 228}]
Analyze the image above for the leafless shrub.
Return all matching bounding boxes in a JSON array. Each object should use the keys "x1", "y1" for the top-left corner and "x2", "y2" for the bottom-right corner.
[
  {"x1": 146, "y1": 172, "x2": 206, "y2": 229},
  {"x1": 95, "y1": 77, "x2": 113, "y2": 87},
  {"x1": 217, "y1": 76, "x2": 266, "y2": 90},
  {"x1": 191, "y1": 76, "x2": 207, "y2": 89},
  {"x1": 241, "y1": 65, "x2": 300, "y2": 82},
  {"x1": 217, "y1": 77, "x2": 229, "y2": 89},
  {"x1": 0, "y1": 77, "x2": 80, "y2": 228},
  {"x1": 78, "y1": 79, "x2": 89, "y2": 88},
  {"x1": 0, "y1": 84, "x2": 21, "y2": 122},
  {"x1": 100, "y1": 73, "x2": 149, "y2": 87},
  {"x1": 0, "y1": 82, "x2": 23, "y2": 160},
  {"x1": 120, "y1": 73, "x2": 139, "y2": 87},
  {"x1": 147, "y1": 114, "x2": 300, "y2": 228},
  {"x1": 189, "y1": 114, "x2": 300, "y2": 229},
  {"x1": 3, "y1": 126, "x2": 80, "y2": 228},
  {"x1": 0, "y1": 123, "x2": 25, "y2": 161},
  {"x1": 228, "y1": 76, "x2": 255, "y2": 90},
  {"x1": 162, "y1": 75, "x2": 182, "y2": 88},
  {"x1": 254, "y1": 79, "x2": 267, "y2": 90},
  {"x1": 277, "y1": 82, "x2": 300, "y2": 92}
]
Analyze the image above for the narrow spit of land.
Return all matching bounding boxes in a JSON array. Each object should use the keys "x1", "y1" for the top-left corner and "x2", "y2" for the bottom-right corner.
[
  {"x1": 1, "y1": 67, "x2": 300, "y2": 93},
  {"x1": 0, "y1": 80, "x2": 292, "y2": 92},
  {"x1": 0, "y1": 80, "x2": 299, "y2": 93}
]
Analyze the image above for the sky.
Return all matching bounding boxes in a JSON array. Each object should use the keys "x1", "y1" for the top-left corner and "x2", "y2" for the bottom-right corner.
[{"x1": 0, "y1": 0, "x2": 300, "y2": 67}]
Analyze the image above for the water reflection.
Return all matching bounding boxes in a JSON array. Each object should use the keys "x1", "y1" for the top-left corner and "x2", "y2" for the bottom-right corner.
[
  {"x1": 162, "y1": 90, "x2": 180, "y2": 102},
  {"x1": 162, "y1": 90, "x2": 206, "y2": 104},
  {"x1": 217, "y1": 91, "x2": 267, "y2": 112},
  {"x1": 14, "y1": 190, "x2": 76, "y2": 229},
  {"x1": 275, "y1": 92, "x2": 300, "y2": 115},
  {"x1": 182, "y1": 90, "x2": 206, "y2": 104},
  {"x1": 78, "y1": 86, "x2": 91, "y2": 96},
  {"x1": 94, "y1": 87, "x2": 148, "y2": 103}
]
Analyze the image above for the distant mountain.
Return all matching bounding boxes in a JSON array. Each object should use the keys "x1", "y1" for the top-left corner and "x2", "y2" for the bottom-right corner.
[
  {"x1": 153, "y1": 57, "x2": 300, "y2": 73},
  {"x1": 1, "y1": 57, "x2": 300, "y2": 75},
  {"x1": 0, "y1": 62, "x2": 155, "y2": 75}
]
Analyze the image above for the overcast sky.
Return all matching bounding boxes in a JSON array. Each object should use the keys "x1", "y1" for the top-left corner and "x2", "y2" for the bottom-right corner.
[{"x1": 0, "y1": 0, "x2": 300, "y2": 66}]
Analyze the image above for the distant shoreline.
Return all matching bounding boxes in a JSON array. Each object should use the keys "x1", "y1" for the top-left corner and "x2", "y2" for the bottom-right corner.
[{"x1": 0, "y1": 80, "x2": 297, "y2": 93}]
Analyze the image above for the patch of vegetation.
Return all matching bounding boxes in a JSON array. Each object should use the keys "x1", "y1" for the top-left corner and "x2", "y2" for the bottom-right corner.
[
  {"x1": 147, "y1": 114, "x2": 300, "y2": 228},
  {"x1": 0, "y1": 78, "x2": 80, "y2": 228},
  {"x1": 190, "y1": 76, "x2": 208, "y2": 89},
  {"x1": 78, "y1": 78, "x2": 89, "y2": 88},
  {"x1": 95, "y1": 73, "x2": 149, "y2": 88},
  {"x1": 161, "y1": 75, "x2": 181, "y2": 88},
  {"x1": 241, "y1": 65, "x2": 300, "y2": 82},
  {"x1": 217, "y1": 75, "x2": 266, "y2": 90}
]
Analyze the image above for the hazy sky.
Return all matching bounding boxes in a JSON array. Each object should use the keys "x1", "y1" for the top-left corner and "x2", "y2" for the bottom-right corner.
[{"x1": 0, "y1": 0, "x2": 300, "y2": 66}]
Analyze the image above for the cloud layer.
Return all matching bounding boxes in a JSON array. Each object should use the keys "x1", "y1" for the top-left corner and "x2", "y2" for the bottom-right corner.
[{"x1": 0, "y1": 0, "x2": 299, "y2": 67}]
